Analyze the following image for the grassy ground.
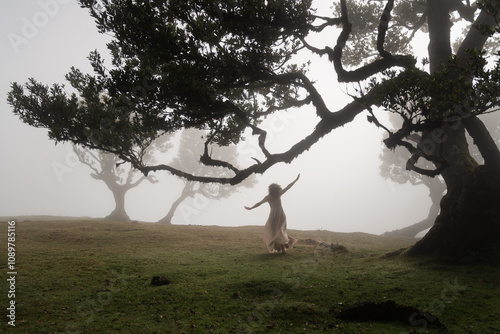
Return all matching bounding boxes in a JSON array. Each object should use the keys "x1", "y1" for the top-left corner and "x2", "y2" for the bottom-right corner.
[{"x1": 1, "y1": 220, "x2": 499, "y2": 333}]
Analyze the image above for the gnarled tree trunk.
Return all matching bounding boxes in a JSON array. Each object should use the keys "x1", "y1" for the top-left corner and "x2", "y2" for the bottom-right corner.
[
  {"x1": 406, "y1": 3, "x2": 500, "y2": 260},
  {"x1": 407, "y1": 122, "x2": 500, "y2": 259},
  {"x1": 157, "y1": 182, "x2": 194, "y2": 224},
  {"x1": 157, "y1": 193, "x2": 189, "y2": 225},
  {"x1": 104, "y1": 184, "x2": 131, "y2": 222}
]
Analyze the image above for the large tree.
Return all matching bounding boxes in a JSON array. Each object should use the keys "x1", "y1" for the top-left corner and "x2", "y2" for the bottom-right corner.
[{"x1": 7, "y1": 0, "x2": 500, "y2": 260}]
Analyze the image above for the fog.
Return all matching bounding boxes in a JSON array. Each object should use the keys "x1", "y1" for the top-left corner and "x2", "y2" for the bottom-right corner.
[{"x1": 0, "y1": 1, "x2": 431, "y2": 234}]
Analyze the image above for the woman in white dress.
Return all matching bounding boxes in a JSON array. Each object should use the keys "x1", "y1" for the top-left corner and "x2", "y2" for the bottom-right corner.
[{"x1": 245, "y1": 174, "x2": 300, "y2": 253}]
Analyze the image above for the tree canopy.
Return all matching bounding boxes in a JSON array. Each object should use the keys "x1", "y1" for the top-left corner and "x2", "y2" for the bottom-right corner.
[{"x1": 8, "y1": 0, "x2": 499, "y2": 184}]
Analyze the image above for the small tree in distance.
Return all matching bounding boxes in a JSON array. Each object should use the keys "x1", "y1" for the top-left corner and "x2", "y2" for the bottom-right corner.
[
  {"x1": 73, "y1": 134, "x2": 172, "y2": 221},
  {"x1": 158, "y1": 128, "x2": 256, "y2": 224},
  {"x1": 74, "y1": 147, "x2": 154, "y2": 221}
]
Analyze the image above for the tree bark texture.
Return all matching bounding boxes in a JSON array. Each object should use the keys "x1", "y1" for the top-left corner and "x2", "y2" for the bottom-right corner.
[
  {"x1": 407, "y1": 109, "x2": 500, "y2": 259},
  {"x1": 407, "y1": 164, "x2": 500, "y2": 259}
]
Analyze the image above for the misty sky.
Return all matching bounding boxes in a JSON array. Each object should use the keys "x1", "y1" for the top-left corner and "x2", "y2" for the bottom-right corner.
[{"x1": 0, "y1": 1, "x2": 432, "y2": 234}]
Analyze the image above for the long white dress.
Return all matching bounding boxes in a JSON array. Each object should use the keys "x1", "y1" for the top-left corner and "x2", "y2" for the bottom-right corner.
[{"x1": 263, "y1": 196, "x2": 295, "y2": 252}]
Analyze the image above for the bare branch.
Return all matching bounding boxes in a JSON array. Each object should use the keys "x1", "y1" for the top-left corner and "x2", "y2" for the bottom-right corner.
[
  {"x1": 128, "y1": 174, "x2": 151, "y2": 188},
  {"x1": 450, "y1": 0, "x2": 476, "y2": 22},
  {"x1": 377, "y1": 0, "x2": 395, "y2": 58},
  {"x1": 342, "y1": 56, "x2": 417, "y2": 83},
  {"x1": 294, "y1": 73, "x2": 332, "y2": 118},
  {"x1": 463, "y1": 115, "x2": 500, "y2": 170},
  {"x1": 73, "y1": 145, "x2": 101, "y2": 175},
  {"x1": 332, "y1": 0, "x2": 352, "y2": 76},
  {"x1": 200, "y1": 131, "x2": 241, "y2": 174},
  {"x1": 456, "y1": 8, "x2": 498, "y2": 70},
  {"x1": 138, "y1": 85, "x2": 383, "y2": 185},
  {"x1": 331, "y1": 0, "x2": 416, "y2": 82},
  {"x1": 300, "y1": 36, "x2": 335, "y2": 59},
  {"x1": 309, "y1": 15, "x2": 343, "y2": 32},
  {"x1": 406, "y1": 152, "x2": 448, "y2": 177},
  {"x1": 364, "y1": 103, "x2": 393, "y2": 135},
  {"x1": 256, "y1": 95, "x2": 313, "y2": 117}
]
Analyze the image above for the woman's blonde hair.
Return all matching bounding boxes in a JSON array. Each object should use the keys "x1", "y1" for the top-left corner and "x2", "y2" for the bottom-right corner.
[{"x1": 268, "y1": 183, "x2": 282, "y2": 198}]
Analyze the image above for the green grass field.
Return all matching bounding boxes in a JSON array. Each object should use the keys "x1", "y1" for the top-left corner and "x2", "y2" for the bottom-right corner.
[{"x1": 1, "y1": 220, "x2": 499, "y2": 333}]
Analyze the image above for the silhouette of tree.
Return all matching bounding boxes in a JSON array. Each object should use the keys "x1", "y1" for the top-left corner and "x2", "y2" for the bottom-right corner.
[
  {"x1": 73, "y1": 134, "x2": 172, "y2": 221},
  {"x1": 74, "y1": 147, "x2": 154, "y2": 221}
]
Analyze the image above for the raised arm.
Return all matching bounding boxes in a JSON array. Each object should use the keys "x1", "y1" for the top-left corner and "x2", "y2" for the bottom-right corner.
[
  {"x1": 245, "y1": 196, "x2": 268, "y2": 210},
  {"x1": 281, "y1": 174, "x2": 300, "y2": 195}
]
